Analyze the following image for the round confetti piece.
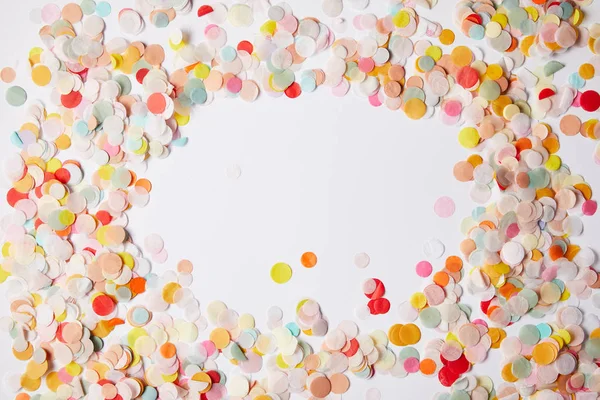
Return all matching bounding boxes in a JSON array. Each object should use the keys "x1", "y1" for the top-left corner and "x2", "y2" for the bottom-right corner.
[
  {"x1": 399, "y1": 323, "x2": 421, "y2": 345},
  {"x1": 445, "y1": 256, "x2": 463, "y2": 272},
  {"x1": 434, "y1": 196, "x2": 456, "y2": 218},
  {"x1": 61, "y1": 91, "x2": 82, "y2": 108},
  {"x1": 458, "y1": 127, "x2": 480, "y2": 149},
  {"x1": 330, "y1": 373, "x2": 350, "y2": 394},
  {"x1": 581, "y1": 90, "x2": 600, "y2": 112},
  {"x1": 31, "y1": 65, "x2": 52, "y2": 86},
  {"x1": 92, "y1": 294, "x2": 115, "y2": 316},
  {"x1": 147, "y1": 93, "x2": 167, "y2": 114},
  {"x1": 144, "y1": 45, "x2": 165, "y2": 66},
  {"x1": 270, "y1": 262, "x2": 292, "y2": 284},
  {"x1": 404, "y1": 98, "x2": 427, "y2": 119},
  {"x1": 453, "y1": 161, "x2": 474, "y2": 182},
  {"x1": 310, "y1": 376, "x2": 332, "y2": 397},
  {"x1": 0, "y1": 67, "x2": 16, "y2": 83},
  {"x1": 177, "y1": 259, "x2": 194, "y2": 273},
  {"x1": 450, "y1": 46, "x2": 473, "y2": 67},
  {"x1": 579, "y1": 63, "x2": 595, "y2": 80},
  {"x1": 301, "y1": 252, "x2": 317, "y2": 268},
  {"x1": 96, "y1": 1, "x2": 111, "y2": 17},
  {"x1": 285, "y1": 82, "x2": 302, "y2": 98},
  {"x1": 5, "y1": 86, "x2": 27, "y2": 107},
  {"x1": 354, "y1": 252, "x2": 370, "y2": 269},
  {"x1": 423, "y1": 238, "x2": 445, "y2": 259},
  {"x1": 415, "y1": 261, "x2": 433, "y2": 278},
  {"x1": 365, "y1": 387, "x2": 381, "y2": 400},
  {"x1": 226, "y1": 164, "x2": 242, "y2": 179},
  {"x1": 439, "y1": 29, "x2": 455, "y2": 45}
]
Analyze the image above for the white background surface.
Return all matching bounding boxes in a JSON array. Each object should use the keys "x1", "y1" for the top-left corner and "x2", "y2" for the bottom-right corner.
[{"x1": 1, "y1": 0, "x2": 600, "y2": 398}]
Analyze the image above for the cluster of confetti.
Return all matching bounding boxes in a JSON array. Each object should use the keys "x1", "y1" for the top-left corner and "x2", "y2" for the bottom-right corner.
[
  {"x1": 434, "y1": 305, "x2": 600, "y2": 399},
  {"x1": 1, "y1": 0, "x2": 600, "y2": 399}
]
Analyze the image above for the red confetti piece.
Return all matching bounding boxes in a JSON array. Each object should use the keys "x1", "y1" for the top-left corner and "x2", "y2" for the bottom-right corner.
[
  {"x1": 206, "y1": 370, "x2": 220, "y2": 383},
  {"x1": 580, "y1": 90, "x2": 600, "y2": 112},
  {"x1": 342, "y1": 338, "x2": 359, "y2": 357},
  {"x1": 364, "y1": 278, "x2": 385, "y2": 299},
  {"x1": 147, "y1": 93, "x2": 167, "y2": 114},
  {"x1": 61, "y1": 90, "x2": 82, "y2": 108},
  {"x1": 466, "y1": 14, "x2": 482, "y2": 24},
  {"x1": 447, "y1": 354, "x2": 470, "y2": 374},
  {"x1": 237, "y1": 40, "x2": 254, "y2": 54},
  {"x1": 92, "y1": 294, "x2": 116, "y2": 316},
  {"x1": 83, "y1": 247, "x2": 97, "y2": 255},
  {"x1": 56, "y1": 322, "x2": 66, "y2": 343},
  {"x1": 6, "y1": 188, "x2": 28, "y2": 207},
  {"x1": 372, "y1": 298, "x2": 391, "y2": 314},
  {"x1": 284, "y1": 82, "x2": 302, "y2": 99},
  {"x1": 480, "y1": 299, "x2": 492, "y2": 314},
  {"x1": 438, "y1": 366, "x2": 460, "y2": 387},
  {"x1": 197, "y1": 5, "x2": 214, "y2": 17},
  {"x1": 538, "y1": 88, "x2": 555, "y2": 100},
  {"x1": 456, "y1": 66, "x2": 479, "y2": 89},
  {"x1": 136, "y1": 68, "x2": 149, "y2": 84},
  {"x1": 54, "y1": 168, "x2": 71, "y2": 184},
  {"x1": 96, "y1": 210, "x2": 113, "y2": 225}
]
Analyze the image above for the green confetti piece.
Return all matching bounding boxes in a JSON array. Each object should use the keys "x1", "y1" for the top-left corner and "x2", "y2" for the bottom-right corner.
[
  {"x1": 419, "y1": 307, "x2": 442, "y2": 329},
  {"x1": 229, "y1": 342, "x2": 248, "y2": 361},
  {"x1": 518, "y1": 324, "x2": 541, "y2": 345},
  {"x1": 81, "y1": 0, "x2": 97, "y2": 15},
  {"x1": 5, "y1": 86, "x2": 27, "y2": 107},
  {"x1": 398, "y1": 346, "x2": 420, "y2": 361},
  {"x1": 479, "y1": 80, "x2": 501, "y2": 101},
  {"x1": 450, "y1": 390, "x2": 471, "y2": 400},
  {"x1": 585, "y1": 338, "x2": 600, "y2": 358},
  {"x1": 511, "y1": 355, "x2": 532, "y2": 379},
  {"x1": 544, "y1": 60, "x2": 565, "y2": 77}
]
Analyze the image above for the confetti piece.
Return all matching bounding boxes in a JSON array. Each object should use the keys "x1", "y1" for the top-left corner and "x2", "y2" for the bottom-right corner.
[
  {"x1": 5, "y1": 86, "x2": 27, "y2": 106},
  {"x1": 270, "y1": 262, "x2": 292, "y2": 284},
  {"x1": 301, "y1": 252, "x2": 317, "y2": 268},
  {"x1": 544, "y1": 60, "x2": 565, "y2": 76},
  {"x1": 434, "y1": 196, "x2": 456, "y2": 218},
  {"x1": 415, "y1": 261, "x2": 433, "y2": 278},
  {"x1": 354, "y1": 252, "x2": 370, "y2": 269},
  {"x1": 0, "y1": 67, "x2": 16, "y2": 83}
]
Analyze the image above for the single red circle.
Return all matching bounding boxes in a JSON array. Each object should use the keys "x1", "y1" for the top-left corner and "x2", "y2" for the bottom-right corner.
[
  {"x1": 237, "y1": 40, "x2": 254, "y2": 54},
  {"x1": 284, "y1": 82, "x2": 302, "y2": 98},
  {"x1": 580, "y1": 90, "x2": 600, "y2": 112},
  {"x1": 147, "y1": 93, "x2": 167, "y2": 114},
  {"x1": 456, "y1": 66, "x2": 479, "y2": 89},
  {"x1": 96, "y1": 210, "x2": 113, "y2": 225},
  {"x1": 373, "y1": 298, "x2": 391, "y2": 314},
  {"x1": 92, "y1": 295, "x2": 115, "y2": 316},
  {"x1": 61, "y1": 91, "x2": 82, "y2": 108},
  {"x1": 54, "y1": 168, "x2": 71, "y2": 184}
]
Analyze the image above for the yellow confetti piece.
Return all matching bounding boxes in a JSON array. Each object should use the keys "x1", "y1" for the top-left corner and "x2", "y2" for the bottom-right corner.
[
  {"x1": 270, "y1": 262, "x2": 292, "y2": 284},
  {"x1": 458, "y1": 127, "x2": 480, "y2": 149}
]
